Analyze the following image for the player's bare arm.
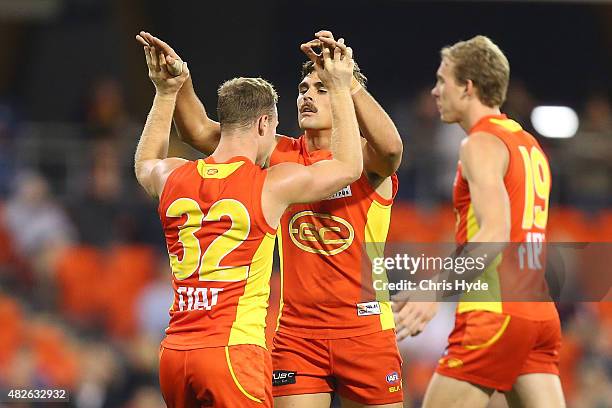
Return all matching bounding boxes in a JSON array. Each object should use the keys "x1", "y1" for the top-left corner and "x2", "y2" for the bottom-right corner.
[
  {"x1": 264, "y1": 41, "x2": 362, "y2": 223},
  {"x1": 393, "y1": 133, "x2": 510, "y2": 340},
  {"x1": 134, "y1": 44, "x2": 189, "y2": 198},
  {"x1": 438, "y1": 131, "x2": 512, "y2": 290},
  {"x1": 316, "y1": 30, "x2": 403, "y2": 179},
  {"x1": 460, "y1": 132, "x2": 511, "y2": 243},
  {"x1": 137, "y1": 31, "x2": 221, "y2": 154}
]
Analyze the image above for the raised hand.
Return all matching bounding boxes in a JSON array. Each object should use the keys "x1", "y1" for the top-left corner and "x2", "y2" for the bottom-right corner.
[
  {"x1": 136, "y1": 31, "x2": 184, "y2": 75},
  {"x1": 142, "y1": 44, "x2": 189, "y2": 96},
  {"x1": 300, "y1": 34, "x2": 353, "y2": 92}
]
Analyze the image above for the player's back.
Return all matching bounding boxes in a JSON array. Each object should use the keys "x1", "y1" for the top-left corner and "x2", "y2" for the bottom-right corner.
[
  {"x1": 454, "y1": 114, "x2": 557, "y2": 320},
  {"x1": 158, "y1": 156, "x2": 277, "y2": 350}
]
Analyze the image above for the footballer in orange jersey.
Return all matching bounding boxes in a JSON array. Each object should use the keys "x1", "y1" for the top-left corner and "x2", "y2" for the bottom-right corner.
[
  {"x1": 134, "y1": 36, "x2": 363, "y2": 407},
  {"x1": 403, "y1": 36, "x2": 564, "y2": 408},
  {"x1": 138, "y1": 30, "x2": 409, "y2": 407}
]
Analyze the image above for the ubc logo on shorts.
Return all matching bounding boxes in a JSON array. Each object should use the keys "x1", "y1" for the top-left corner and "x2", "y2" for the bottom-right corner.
[
  {"x1": 272, "y1": 370, "x2": 297, "y2": 386},
  {"x1": 357, "y1": 301, "x2": 381, "y2": 316}
]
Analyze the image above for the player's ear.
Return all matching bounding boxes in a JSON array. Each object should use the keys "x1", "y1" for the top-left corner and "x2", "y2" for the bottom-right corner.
[
  {"x1": 464, "y1": 79, "x2": 475, "y2": 98},
  {"x1": 257, "y1": 115, "x2": 269, "y2": 137}
]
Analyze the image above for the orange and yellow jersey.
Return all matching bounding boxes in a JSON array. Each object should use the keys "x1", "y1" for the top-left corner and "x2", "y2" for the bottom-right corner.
[
  {"x1": 158, "y1": 156, "x2": 276, "y2": 350},
  {"x1": 453, "y1": 114, "x2": 557, "y2": 321},
  {"x1": 270, "y1": 135, "x2": 398, "y2": 339}
]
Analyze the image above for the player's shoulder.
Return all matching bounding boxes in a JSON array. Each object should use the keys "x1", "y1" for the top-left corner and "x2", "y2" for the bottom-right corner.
[
  {"x1": 461, "y1": 131, "x2": 506, "y2": 153},
  {"x1": 271, "y1": 134, "x2": 303, "y2": 165},
  {"x1": 155, "y1": 158, "x2": 192, "y2": 201},
  {"x1": 161, "y1": 158, "x2": 199, "y2": 181},
  {"x1": 274, "y1": 134, "x2": 302, "y2": 149},
  {"x1": 460, "y1": 132, "x2": 509, "y2": 174},
  {"x1": 266, "y1": 161, "x2": 306, "y2": 182}
]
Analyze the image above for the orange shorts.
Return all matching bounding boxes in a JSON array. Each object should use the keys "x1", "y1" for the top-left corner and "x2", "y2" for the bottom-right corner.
[
  {"x1": 436, "y1": 311, "x2": 561, "y2": 392},
  {"x1": 159, "y1": 344, "x2": 272, "y2": 408},
  {"x1": 271, "y1": 329, "x2": 403, "y2": 405}
]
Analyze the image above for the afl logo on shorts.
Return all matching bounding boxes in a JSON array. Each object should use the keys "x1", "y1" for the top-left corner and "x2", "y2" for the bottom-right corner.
[
  {"x1": 386, "y1": 372, "x2": 400, "y2": 384},
  {"x1": 288, "y1": 211, "x2": 355, "y2": 256}
]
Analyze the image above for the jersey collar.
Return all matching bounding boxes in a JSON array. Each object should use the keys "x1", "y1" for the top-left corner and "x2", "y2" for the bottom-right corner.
[
  {"x1": 469, "y1": 114, "x2": 507, "y2": 134},
  {"x1": 300, "y1": 134, "x2": 332, "y2": 163},
  {"x1": 205, "y1": 155, "x2": 254, "y2": 165}
]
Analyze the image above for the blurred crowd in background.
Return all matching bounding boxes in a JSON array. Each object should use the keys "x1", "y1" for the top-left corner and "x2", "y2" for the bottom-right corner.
[
  {"x1": 0, "y1": 0, "x2": 610, "y2": 407},
  {"x1": 0, "y1": 72, "x2": 610, "y2": 407}
]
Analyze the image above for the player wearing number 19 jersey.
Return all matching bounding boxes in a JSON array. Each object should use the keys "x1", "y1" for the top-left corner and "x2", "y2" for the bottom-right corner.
[
  {"x1": 420, "y1": 36, "x2": 565, "y2": 408},
  {"x1": 135, "y1": 39, "x2": 364, "y2": 408}
]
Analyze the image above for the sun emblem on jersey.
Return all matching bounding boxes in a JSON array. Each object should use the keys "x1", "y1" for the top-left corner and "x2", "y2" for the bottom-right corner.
[{"x1": 288, "y1": 211, "x2": 355, "y2": 256}]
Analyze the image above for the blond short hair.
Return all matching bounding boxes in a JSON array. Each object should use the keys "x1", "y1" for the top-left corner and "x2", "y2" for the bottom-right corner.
[
  {"x1": 217, "y1": 77, "x2": 278, "y2": 130},
  {"x1": 441, "y1": 35, "x2": 510, "y2": 107}
]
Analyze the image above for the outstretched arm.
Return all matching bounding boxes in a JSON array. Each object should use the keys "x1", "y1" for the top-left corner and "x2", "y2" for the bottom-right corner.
[
  {"x1": 316, "y1": 31, "x2": 403, "y2": 178},
  {"x1": 264, "y1": 39, "x2": 362, "y2": 226},
  {"x1": 137, "y1": 31, "x2": 221, "y2": 155},
  {"x1": 134, "y1": 44, "x2": 189, "y2": 198}
]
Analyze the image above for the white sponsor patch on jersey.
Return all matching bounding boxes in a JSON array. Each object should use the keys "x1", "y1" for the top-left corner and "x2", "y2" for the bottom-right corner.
[
  {"x1": 325, "y1": 185, "x2": 352, "y2": 200},
  {"x1": 357, "y1": 301, "x2": 381, "y2": 316}
]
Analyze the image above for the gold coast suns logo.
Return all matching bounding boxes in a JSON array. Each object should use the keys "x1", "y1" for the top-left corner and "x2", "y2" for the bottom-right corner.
[{"x1": 288, "y1": 211, "x2": 355, "y2": 256}]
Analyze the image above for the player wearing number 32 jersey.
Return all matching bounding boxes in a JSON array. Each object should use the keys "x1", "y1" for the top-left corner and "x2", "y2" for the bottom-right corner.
[
  {"x1": 418, "y1": 36, "x2": 565, "y2": 408},
  {"x1": 137, "y1": 30, "x2": 406, "y2": 407},
  {"x1": 134, "y1": 39, "x2": 362, "y2": 408}
]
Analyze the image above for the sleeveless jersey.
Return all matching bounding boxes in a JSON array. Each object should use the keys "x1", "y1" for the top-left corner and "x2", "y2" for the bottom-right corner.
[
  {"x1": 158, "y1": 156, "x2": 276, "y2": 350},
  {"x1": 453, "y1": 114, "x2": 557, "y2": 320},
  {"x1": 270, "y1": 135, "x2": 398, "y2": 339}
]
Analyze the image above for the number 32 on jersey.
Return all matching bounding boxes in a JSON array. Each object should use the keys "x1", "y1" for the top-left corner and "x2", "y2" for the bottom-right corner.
[{"x1": 165, "y1": 198, "x2": 251, "y2": 311}]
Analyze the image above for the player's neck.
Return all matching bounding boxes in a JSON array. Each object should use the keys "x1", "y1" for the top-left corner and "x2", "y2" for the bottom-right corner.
[
  {"x1": 460, "y1": 104, "x2": 502, "y2": 133},
  {"x1": 304, "y1": 128, "x2": 332, "y2": 152},
  {"x1": 212, "y1": 132, "x2": 258, "y2": 164}
]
